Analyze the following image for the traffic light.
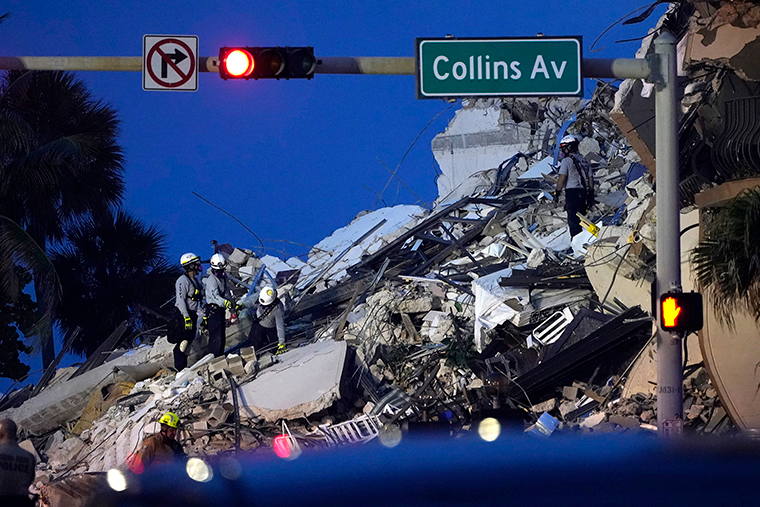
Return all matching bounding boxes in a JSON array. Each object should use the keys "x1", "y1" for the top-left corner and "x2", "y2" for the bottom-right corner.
[
  {"x1": 660, "y1": 291, "x2": 703, "y2": 333},
  {"x1": 218, "y1": 46, "x2": 317, "y2": 80}
]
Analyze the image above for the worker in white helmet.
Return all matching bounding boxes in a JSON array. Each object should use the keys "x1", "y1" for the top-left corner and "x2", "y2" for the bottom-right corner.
[
  {"x1": 169, "y1": 253, "x2": 204, "y2": 370},
  {"x1": 555, "y1": 134, "x2": 594, "y2": 237},
  {"x1": 203, "y1": 253, "x2": 241, "y2": 357},
  {"x1": 247, "y1": 286, "x2": 287, "y2": 355}
]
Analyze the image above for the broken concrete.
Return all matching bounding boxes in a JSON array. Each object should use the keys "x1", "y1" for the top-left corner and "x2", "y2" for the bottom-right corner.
[
  {"x1": 232, "y1": 340, "x2": 347, "y2": 422},
  {"x1": 1, "y1": 346, "x2": 162, "y2": 435}
]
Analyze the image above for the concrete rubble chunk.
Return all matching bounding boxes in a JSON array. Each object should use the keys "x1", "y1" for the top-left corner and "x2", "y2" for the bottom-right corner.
[
  {"x1": 562, "y1": 386, "x2": 580, "y2": 401},
  {"x1": 531, "y1": 398, "x2": 558, "y2": 414},
  {"x1": 0, "y1": 347, "x2": 160, "y2": 435},
  {"x1": 395, "y1": 294, "x2": 434, "y2": 314},
  {"x1": 231, "y1": 340, "x2": 348, "y2": 423},
  {"x1": 580, "y1": 412, "x2": 606, "y2": 429}
]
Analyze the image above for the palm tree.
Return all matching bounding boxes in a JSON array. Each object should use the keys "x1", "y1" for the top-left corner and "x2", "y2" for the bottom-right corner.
[
  {"x1": 50, "y1": 211, "x2": 180, "y2": 357},
  {"x1": 0, "y1": 215, "x2": 61, "y2": 379},
  {"x1": 0, "y1": 70, "x2": 125, "y2": 366},
  {"x1": 691, "y1": 186, "x2": 760, "y2": 325}
]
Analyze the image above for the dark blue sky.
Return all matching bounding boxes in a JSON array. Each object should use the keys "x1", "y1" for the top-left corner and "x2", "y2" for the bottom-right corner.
[
  {"x1": 0, "y1": 1, "x2": 668, "y2": 389},
  {"x1": 2, "y1": 0, "x2": 666, "y2": 263}
]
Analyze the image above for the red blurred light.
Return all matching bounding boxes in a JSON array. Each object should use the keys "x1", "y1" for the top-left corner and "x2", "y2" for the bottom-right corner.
[
  {"x1": 273, "y1": 434, "x2": 291, "y2": 458},
  {"x1": 223, "y1": 49, "x2": 254, "y2": 77}
]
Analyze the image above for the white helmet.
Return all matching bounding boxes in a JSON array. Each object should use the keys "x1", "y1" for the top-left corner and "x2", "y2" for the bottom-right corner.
[
  {"x1": 560, "y1": 134, "x2": 579, "y2": 147},
  {"x1": 180, "y1": 252, "x2": 201, "y2": 268},
  {"x1": 210, "y1": 253, "x2": 227, "y2": 271},
  {"x1": 259, "y1": 286, "x2": 276, "y2": 305}
]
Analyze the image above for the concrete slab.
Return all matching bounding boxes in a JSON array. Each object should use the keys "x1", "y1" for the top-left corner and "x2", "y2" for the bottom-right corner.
[
  {"x1": 231, "y1": 340, "x2": 347, "y2": 422},
  {"x1": 1, "y1": 347, "x2": 160, "y2": 435}
]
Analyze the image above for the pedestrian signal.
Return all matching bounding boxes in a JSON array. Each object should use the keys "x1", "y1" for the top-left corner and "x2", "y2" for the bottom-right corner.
[{"x1": 660, "y1": 292, "x2": 703, "y2": 333}]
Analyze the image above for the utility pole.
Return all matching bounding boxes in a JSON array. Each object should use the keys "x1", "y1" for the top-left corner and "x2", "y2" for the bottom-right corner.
[{"x1": 0, "y1": 35, "x2": 682, "y2": 435}]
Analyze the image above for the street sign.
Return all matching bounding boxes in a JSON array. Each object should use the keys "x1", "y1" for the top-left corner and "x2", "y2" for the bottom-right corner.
[
  {"x1": 143, "y1": 35, "x2": 198, "y2": 91},
  {"x1": 416, "y1": 37, "x2": 582, "y2": 99}
]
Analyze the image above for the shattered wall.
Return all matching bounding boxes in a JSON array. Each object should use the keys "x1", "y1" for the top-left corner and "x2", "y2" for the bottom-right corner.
[{"x1": 432, "y1": 97, "x2": 581, "y2": 202}]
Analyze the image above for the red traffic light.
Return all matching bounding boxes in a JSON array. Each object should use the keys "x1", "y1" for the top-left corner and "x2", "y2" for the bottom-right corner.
[
  {"x1": 218, "y1": 46, "x2": 316, "y2": 80},
  {"x1": 660, "y1": 292, "x2": 703, "y2": 333},
  {"x1": 219, "y1": 48, "x2": 254, "y2": 79}
]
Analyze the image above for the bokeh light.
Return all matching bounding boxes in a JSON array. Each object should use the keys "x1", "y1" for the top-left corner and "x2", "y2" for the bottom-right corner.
[
  {"x1": 378, "y1": 424, "x2": 402, "y2": 448},
  {"x1": 478, "y1": 417, "x2": 501, "y2": 442},
  {"x1": 107, "y1": 469, "x2": 127, "y2": 492},
  {"x1": 219, "y1": 456, "x2": 242, "y2": 480},
  {"x1": 186, "y1": 457, "x2": 213, "y2": 483}
]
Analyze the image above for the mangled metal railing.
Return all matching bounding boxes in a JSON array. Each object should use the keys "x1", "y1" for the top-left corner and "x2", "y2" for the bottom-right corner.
[
  {"x1": 712, "y1": 96, "x2": 760, "y2": 181},
  {"x1": 319, "y1": 414, "x2": 383, "y2": 445}
]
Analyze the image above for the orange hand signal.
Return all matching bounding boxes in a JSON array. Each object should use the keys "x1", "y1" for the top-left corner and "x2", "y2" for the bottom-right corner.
[{"x1": 662, "y1": 297, "x2": 682, "y2": 328}]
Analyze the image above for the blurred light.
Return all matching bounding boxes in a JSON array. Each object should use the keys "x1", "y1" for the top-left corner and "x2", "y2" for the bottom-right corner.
[
  {"x1": 219, "y1": 456, "x2": 242, "y2": 480},
  {"x1": 478, "y1": 417, "x2": 501, "y2": 442},
  {"x1": 378, "y1": 424, "x2": 402, "y2": 448},
  {"x1": 186, "y1": 458, "x2": 213, "y2": 483},
  {"x1": 107, "y1": 469, "x2": 127, "y2": 492},
  {"x1": 273, "y1": 434, "x2": 291, "y2": 459}
]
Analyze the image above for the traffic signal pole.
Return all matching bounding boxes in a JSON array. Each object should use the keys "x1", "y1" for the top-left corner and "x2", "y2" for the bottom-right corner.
[
  {"x1": 0, "y1": 33, "x2": 682, "y2": 436},
  {"x1": 652, "y1": 31, "x2": 683, "y2": 436}
]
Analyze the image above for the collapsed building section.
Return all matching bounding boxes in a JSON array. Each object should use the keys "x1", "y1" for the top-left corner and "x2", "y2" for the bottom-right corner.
[{"x1": 6, "y1": 3, "x2": 760, "y2": 504}]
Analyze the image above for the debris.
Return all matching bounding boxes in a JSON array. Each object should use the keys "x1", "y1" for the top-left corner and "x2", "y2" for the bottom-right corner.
[{"x1": 6, "y1": 6, "x2": 756, "y2": 483}]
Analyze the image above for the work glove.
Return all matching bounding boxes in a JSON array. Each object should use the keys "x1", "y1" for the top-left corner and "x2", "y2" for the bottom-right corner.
[
  {"x1": 275, "y1": 344, "x2": 288, "y2": 355},
  {"x1": 235, "y1": 302, "x2": 244, "y2": 312},
  {"x1": 200, "y1": 316, "x2": 208, "y2": 330},
  {"x1": 184, "y1": 316, "x2": 193, "y2": 330},
  {"x1": 552, "y1": 190, "x2": 560, "y2": 202},
  {"x1": 224, "y1": 299, "x2": 234, "y2": 310}
]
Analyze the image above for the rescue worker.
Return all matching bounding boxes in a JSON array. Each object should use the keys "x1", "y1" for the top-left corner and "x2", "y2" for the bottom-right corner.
[
  {"x1": 246, "y1": 286, "x2": 287, "y2": 355},
  {"x1": 204, "y1": 253, "x2": 240, "y2": 357},
  {"x1": 554, "y1": 134, "x2": 594, "y2": 238},
  {"x1": 128, "y1": 412, "x2": 185, "y2": 474},
  {"x1": 0, "y1": 419, "x2": 35, "y2": 507},
  {"x1": 172, "y1": 252, "x2": 204, "y2": 371}
]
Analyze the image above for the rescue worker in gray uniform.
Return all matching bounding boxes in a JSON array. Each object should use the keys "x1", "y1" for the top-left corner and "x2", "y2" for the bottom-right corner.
[
  {"x1": 204, "y1": 253, "x2": 240, "y2": 357},
  {"x1": 246, "y1": 286, "x2": 287, "y2": 355},
  {"x1": 172, "y1": 252, "x2": 204, "y2": 370},
  {"x1": 555, "y1": 135, "x2": 594, "y2": 238}
]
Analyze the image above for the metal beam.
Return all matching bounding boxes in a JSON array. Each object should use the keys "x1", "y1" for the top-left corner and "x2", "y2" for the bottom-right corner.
[{"x1": 0, "y1": 55, "x2": 649, "y2": 79}]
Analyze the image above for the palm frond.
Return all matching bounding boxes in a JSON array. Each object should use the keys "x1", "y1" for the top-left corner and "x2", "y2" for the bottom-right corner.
[
  {"x1": 0, "y1": 215, "x2": 61, "y2": 335},
  {"x1": 691, "y1": 186, "x2": 760, "y2": 326},
  {"x1": 51, "y1": 211, "x2": 180, "y2": 356}
]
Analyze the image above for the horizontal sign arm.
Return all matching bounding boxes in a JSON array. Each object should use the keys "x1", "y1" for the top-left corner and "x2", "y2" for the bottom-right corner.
[{"x1": 0, "y1": 56, "x2": 649, "y2": 79}]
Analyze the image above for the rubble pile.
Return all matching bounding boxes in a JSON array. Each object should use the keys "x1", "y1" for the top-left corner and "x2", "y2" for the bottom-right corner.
[
  {"x1": 0, "y1": 86, "x2": 735, "y2": 501},
  {"x1": 10, "y1": 4, "x2": 760, "y2": 503}
]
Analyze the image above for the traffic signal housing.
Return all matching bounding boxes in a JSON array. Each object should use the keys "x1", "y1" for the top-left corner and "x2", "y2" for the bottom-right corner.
[
  {"x1": 218, "y1": 46, "x2": 317, "y2": 80},
  {"x1": 660, "y1": 291, "x2": 703, "y2": 333}
]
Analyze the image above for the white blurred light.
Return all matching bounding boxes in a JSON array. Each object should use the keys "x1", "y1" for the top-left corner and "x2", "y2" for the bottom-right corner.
[
  {"x1": 478, "y1": 417, "x2": 501, "y2": 442},
  {"x1": 107, "y1": 469, "x2": 127, "y2": 492},
  {"x1": 186, "y1": 458, "x2": 213, "y2": 483},
  {"x1": 378, "y1": 424, "x2": 402, "y2": 448}
]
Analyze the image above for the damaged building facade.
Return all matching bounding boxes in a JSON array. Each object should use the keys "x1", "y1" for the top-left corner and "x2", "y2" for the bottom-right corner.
[{"x1": 3, "y1": 1, "x2": 760, "y2": 505}]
